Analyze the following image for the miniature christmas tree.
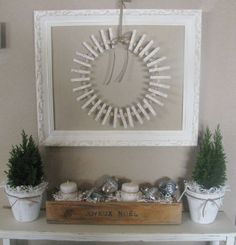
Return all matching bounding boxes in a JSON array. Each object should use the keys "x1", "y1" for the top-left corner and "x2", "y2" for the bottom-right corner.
[
  {"x1": 5, "y1": 130, "x2": 44, "y2": 188},
  {"x1": 192, "y1": 125, "x2": 227, "y2": 189}
]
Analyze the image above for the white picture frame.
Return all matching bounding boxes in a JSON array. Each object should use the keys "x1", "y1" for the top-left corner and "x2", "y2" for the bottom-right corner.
[{"x1": 34, "y1": 9, "x2": 201, "y2": 146}]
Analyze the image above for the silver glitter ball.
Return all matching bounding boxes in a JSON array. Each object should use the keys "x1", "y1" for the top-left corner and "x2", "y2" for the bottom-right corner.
[
  {"x1": 140, "y1": 183, "x2": 159, "y2": 201},
  {"x1": 140, "y1": 183, "x2": 152, "y2": 194},
  {"x1": 145, "y1": 187, "x2": 159, "y2": 201},
  {"x1": 90, "y1": 192, "x2": 105, "y2": 202},
  {"x1": 159, "y1": 180, "x2": 178, "y2": 197},
  {"x1": 101, "y1": 176, "x2": 118, "y2": 194}
]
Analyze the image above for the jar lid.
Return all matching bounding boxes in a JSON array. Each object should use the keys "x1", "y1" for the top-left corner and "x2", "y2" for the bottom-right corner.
[
  {"x1": 121, "y1": 182, "x2": 139, "y2": 193},
  {"x1": 60, "y1": 181, "x2": 77, "y2": 194}
]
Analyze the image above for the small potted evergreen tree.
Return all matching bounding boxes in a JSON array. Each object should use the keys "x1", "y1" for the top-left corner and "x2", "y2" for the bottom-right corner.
[
  {"x1": 4, "y1": 131, "x2": 47, "y2": 222},
  {"x1": 185, "y1": 125, "x2": 227, "y2": 224}
]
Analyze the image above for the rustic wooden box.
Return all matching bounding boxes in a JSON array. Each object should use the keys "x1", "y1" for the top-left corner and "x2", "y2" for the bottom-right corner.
[{"x1": 46, "y1": 201, "x2": 183, "y2": 224}]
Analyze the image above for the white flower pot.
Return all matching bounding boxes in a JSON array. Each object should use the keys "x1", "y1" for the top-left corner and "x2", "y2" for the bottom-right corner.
[
  {"x1": 185, "y1": 188, "x2": 224, "y2": 224},
  {"x1": 5, "y1": 183, "x2": 47, "y2": 222}
]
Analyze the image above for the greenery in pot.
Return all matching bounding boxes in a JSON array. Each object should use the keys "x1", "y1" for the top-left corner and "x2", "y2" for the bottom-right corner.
[
  {"x1": 5, "y1": 130, "x2": 44, "y2": 188},
  {"x1": 185, "y1": 125, "x2": 227, "y2": 224},
  {"x1": 192, "y1": 125, "x2": 227, "y2": 189}
]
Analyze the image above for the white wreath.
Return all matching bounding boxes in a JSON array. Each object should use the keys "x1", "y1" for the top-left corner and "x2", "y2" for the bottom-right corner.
[{"x1": 70, "y1": 28, "x2": 171, "y2": 129}]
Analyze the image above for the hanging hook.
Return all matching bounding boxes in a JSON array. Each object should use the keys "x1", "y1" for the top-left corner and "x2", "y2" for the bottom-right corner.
[
  {"x1": 104, "y1": 0, "x2": 132, "y2": 85},
  {"x1": 118, "y1": 0, "x2": 131, "y2": 40}
]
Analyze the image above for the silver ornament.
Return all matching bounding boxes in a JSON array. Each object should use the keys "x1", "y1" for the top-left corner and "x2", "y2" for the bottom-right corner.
[
  {"x1": 101, "y1": 176, "x2": 118, "y2": 194},
  {"x1": 140, "y1": 183, "x2": 159, "y2": 201},
  {"x1": 90, "y1": 191, "x2": 106, "y2": 202},
  {"x1": 159, "y1": 180, "x2": 178, "y2": 197},
  {"x1": 145, "y1": 187, "x2": 159, "y2": 201}
]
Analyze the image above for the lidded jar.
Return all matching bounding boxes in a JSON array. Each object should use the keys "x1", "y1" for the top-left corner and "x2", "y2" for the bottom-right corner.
[{"x1": 121, "y1": 182, "x2": 139, "y2": 202}]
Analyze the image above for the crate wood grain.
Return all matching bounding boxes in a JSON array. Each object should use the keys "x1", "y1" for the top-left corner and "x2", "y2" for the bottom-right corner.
[{"x1": 46, "y1": 201, "x2": 182, "y2": 224}]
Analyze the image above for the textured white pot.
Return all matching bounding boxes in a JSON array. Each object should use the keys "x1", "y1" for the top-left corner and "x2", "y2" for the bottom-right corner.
[
  {"x1": 186, "y1": 188, "x2": 224, "y2": 224},
  {"x1": 5, "y1": 183, "x2": 47, "y2": 222}
]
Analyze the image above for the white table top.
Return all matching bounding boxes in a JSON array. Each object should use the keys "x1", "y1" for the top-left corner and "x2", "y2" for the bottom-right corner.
[{"x1": 0, "y1": 208, "x2": 236, "y2": 242}]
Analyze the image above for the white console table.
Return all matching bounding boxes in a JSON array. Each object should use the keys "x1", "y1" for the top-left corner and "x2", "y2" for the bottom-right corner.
[{"x1": 0, "y1": 208, "x2": 235, "y2": 245}]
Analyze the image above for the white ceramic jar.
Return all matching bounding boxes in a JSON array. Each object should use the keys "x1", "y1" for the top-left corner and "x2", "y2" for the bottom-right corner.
[
  {"x1": 121, "y1": 182, "x2": 139, "y2": 202},
  {"x1": 60, "y1": 181, "x2": 78, "y2": 199}
]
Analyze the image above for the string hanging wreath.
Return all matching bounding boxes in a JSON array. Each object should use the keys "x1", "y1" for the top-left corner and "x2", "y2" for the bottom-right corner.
[{"x1": 70, "y1": 1, "x2": 171, "y2": 129}]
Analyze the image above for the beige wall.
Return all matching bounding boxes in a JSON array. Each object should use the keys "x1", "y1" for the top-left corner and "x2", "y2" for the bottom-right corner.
[{"x1": 0, "y1": 0, "x2": 236, "y2": 244}]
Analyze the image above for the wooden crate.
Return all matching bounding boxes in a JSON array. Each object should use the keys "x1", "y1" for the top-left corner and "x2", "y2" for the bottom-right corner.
[{"x1": 46, "y1": 201, "x2": 182, "y2": 224}]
